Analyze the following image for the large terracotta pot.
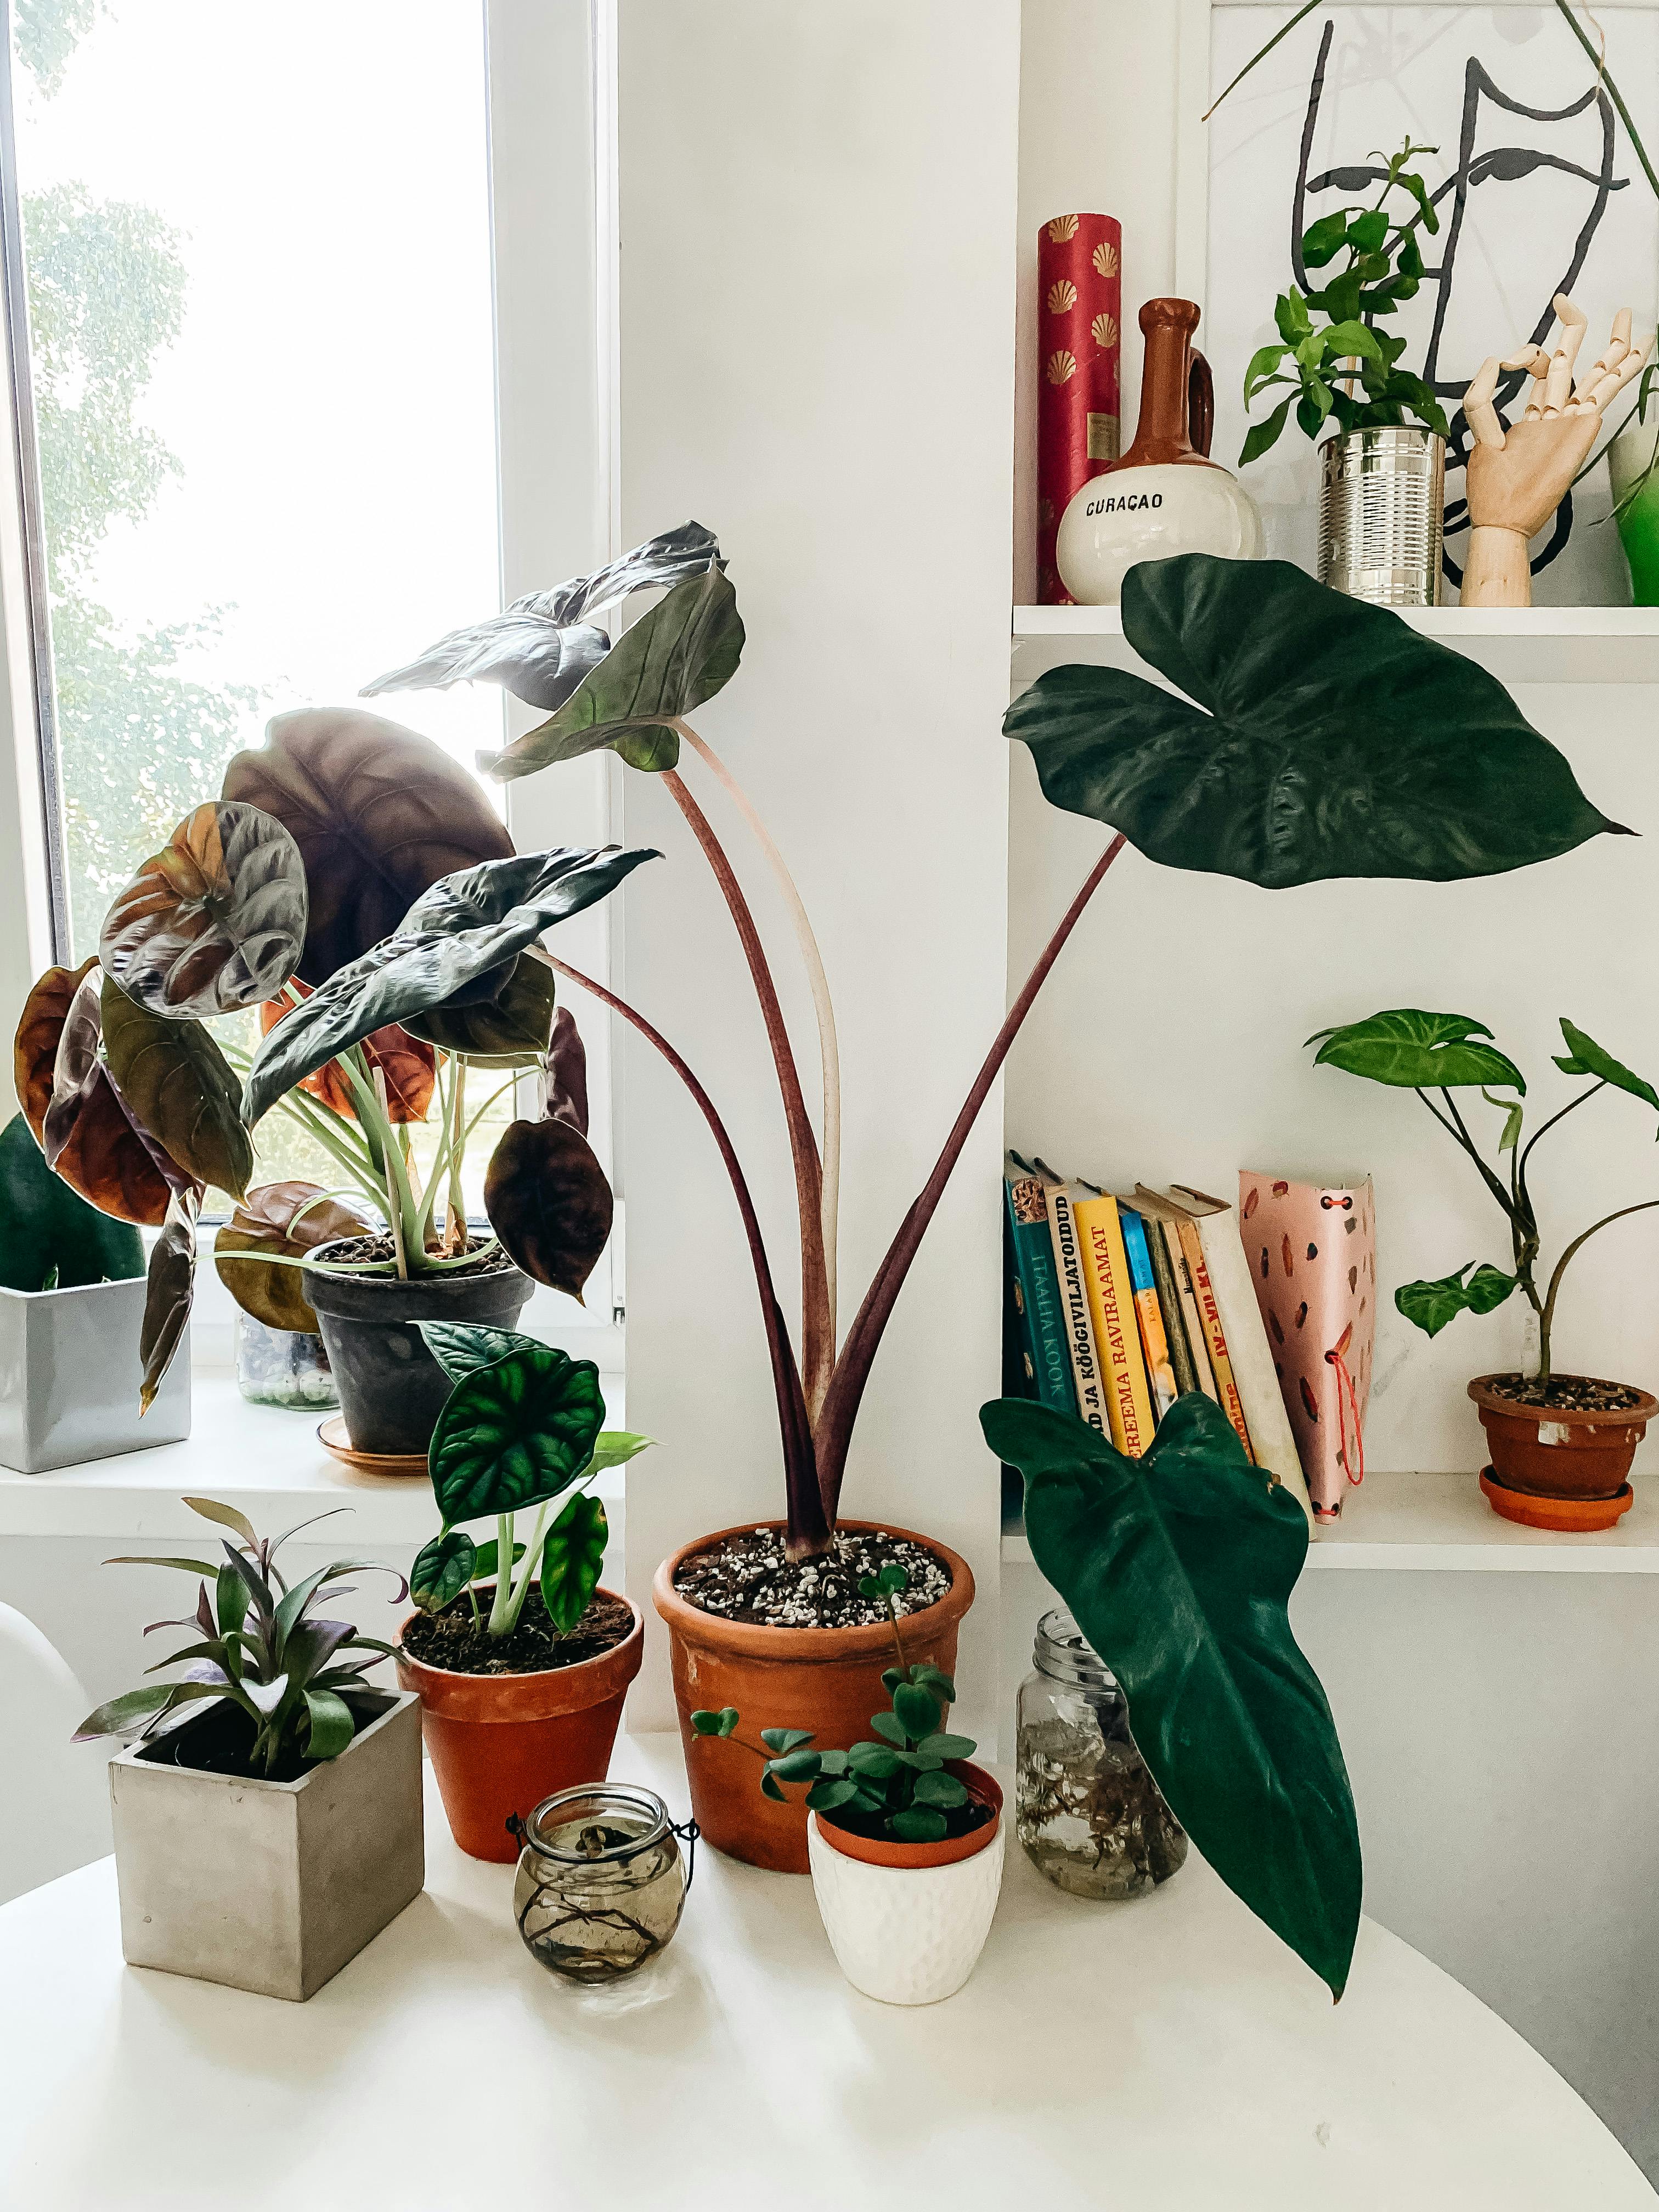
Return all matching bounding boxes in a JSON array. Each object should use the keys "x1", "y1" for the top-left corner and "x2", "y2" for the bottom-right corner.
[
  {"x1": 653, "y1": 1520, "x2": 974, "y2": 1875},
  {"x1": 394, "y1": 1588, "x2": 644, "y2": 1862},
  {"x1": 1470, "y1": 1373, "x2": 1656, "y2": 1529}
]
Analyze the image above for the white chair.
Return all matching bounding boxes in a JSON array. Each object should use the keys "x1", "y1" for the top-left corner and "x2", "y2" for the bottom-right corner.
[{"x1": 0, "y1": 1601, "x2": 112, "y2": 1904}]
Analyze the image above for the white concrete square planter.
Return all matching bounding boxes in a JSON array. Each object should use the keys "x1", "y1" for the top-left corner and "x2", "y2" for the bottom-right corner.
[
  {"x1": 0, "y1": 1278, "x2": 190, "y2": 1472},
  {"x1": 109, "y1": 1690, "x2": 424, "y2": 2001}
]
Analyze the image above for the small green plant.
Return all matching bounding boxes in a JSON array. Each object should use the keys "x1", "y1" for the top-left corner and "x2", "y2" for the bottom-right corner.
[
  {"x1": 1310, "y1": 1009, "x2": 1659, "y2": 1380},
  {"x1": 691, "y1": 1565, "x2": 978, "y2": 1844},
  {"x1": 1240, "y1": 137, "x2": 1449, "y2": 465},
  {"x1": 72, "y1": 1497, "x2": 404, "y2": 1776},
  {"x1": 0, "y1": 1109, "x2": 142, "y2": 1293}
]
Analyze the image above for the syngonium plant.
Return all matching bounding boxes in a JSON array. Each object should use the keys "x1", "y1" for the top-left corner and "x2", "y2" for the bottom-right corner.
[
  {"x1": 12, "y1": 705, "x2": 661, "y2": 1406},
  {"x1": 372, "y1": 528, "x2": 1623, "y2": 1999}
]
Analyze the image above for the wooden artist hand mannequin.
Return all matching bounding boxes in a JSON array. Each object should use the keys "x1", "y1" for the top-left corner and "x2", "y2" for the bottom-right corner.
[{"x1": 1461, "y1": 295, "x2": 1653, "y2": 607}]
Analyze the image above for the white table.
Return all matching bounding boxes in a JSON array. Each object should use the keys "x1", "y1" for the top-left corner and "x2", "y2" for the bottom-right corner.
[{"x1": 1, "y1": 1736, "x2": 1650, "y2": 2210}]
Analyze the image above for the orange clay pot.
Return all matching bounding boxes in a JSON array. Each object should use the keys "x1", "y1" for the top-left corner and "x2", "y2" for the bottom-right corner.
[
  {"x1": 1469, "y1": 1373, "x2": 1656, "y2": 1523},
  {"x1": 815, "y1": 1762, "x2": 1002, "y2": 1869},
  {"x1": 394, "y1": 1588, "x2": 644, "y2": 1862},
  {"x1": 653, "y1": 1520, "x2": 975, "y2": 1875}
]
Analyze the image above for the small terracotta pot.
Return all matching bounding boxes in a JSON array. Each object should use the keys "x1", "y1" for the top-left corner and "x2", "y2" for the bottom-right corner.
[
  {"x1": 394, "y1": 1588, "x2": 644, "y2": 1862},
  {"x1": 653, "y1": 1520, "x2": 975, "y2": 1875},
  {"x1": 1469, "y1": 1373, "x2": 1657, "y2": 1504}
]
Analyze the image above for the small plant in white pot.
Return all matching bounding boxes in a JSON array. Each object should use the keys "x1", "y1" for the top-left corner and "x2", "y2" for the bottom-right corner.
[
  {"x1": 693, "y1": 1566, "x2": 1003, "y2": 2006},
  {"x1": 75, "y1": 1496, "x2": 421, "y2": 2001}
]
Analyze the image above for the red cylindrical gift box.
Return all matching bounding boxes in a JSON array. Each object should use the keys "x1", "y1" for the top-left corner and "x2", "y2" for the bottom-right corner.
[{"x1": 1036, "y1": 213, "x2": 1122, "y2": 605}]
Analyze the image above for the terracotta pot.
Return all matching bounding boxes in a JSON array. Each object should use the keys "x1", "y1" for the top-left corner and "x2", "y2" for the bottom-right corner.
[
  {"x1": 394, "y1": 1588, "x2": 644, "y2": 1862},
  {"x1": 1469, "y1": 1373, "x2": 1657, "y2": 1505},
  {"x1": 653, "y1": 1520, "x2": 975, "y2": 1875},
  {"x1": 808, "y1": 1763, "x2": 1005, "y2": 2005}
]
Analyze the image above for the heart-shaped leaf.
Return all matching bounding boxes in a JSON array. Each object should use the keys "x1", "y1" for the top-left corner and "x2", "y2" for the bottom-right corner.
[
  {"x1": 419, "y1": 1322, "x2": 539, "y2": 1383},
  {"x1": 140, "y1": 1186, "x2": 198, "y2": 1410},
  {"x1": 20, "y1": 967, "x2": 183, "y2": 1227},
  {"x1": 14, "y1": 957, "x2": 94, "y2": 1141},
  {"x1": 911, "y1": 1769, "x2": 968, "y2": 1808},
  {"x1": 1005, "y1": 554, "x2": 1623, "y2": 889},
  {"x1": 214, "y1": 1181, "x2": 375, "y2": 1331},
  {"x1": 982, "y1": 1391, "x2": 1361, "y2": 2000},
  {"x1": 1396, "y1": 1262, "x2": 1519, "y2": 1338},
  {"x1": 891, "y1": 1807, "x2": 948, "y2": 1844},
  {"x1": 1553, "y1": 1019, "x2": 1659, "y2": 1119},
  {"x1": 891, "y1": 1681, "x2": 943, "y2": 1743},
  {"x1": 400, "y1": 952, "x2": 556, "y2": 1065},
  {"x1": 428, "y1": 1341, "x2": 606, "y2": 1523},
  {"x1": 221, "y1": 707, "x2": 517, "y2": 984},
  {"x1": 99, "y1": 800, "x2": 308, "y2": 1018},
  {"x1": 1307, "y1": 1009, "x2": 1526, "y2": 1092},
  {"x1": 0, "y1": 1111, "x2": 144, "y2": 1291},
  {"x1": 483, "y1": 1116, "x2": 614, "y2": 1298},
  {"x1": 258, "y1": 982, "x2": 435, "y2": 1124},
  {"x1": 411, "y1": 1528, "x2": 477, "y2": 1611},
  {"x1": 101, "y1": 973, "x2": 253, "y2": 1199},
  {"x1": 362, "y1": 522, "x2": 723, "y2": 710},
  {"x1": 242, "y1": 847, "x2": 656, "y2": 1126},
  {"x1": 538, "y1": 1492, "x2": 609, "y2": 1632},
  {"x1": 690, "y1": 1706, "x2": 740, "y2": 1737},
  {"x1": 487, "y1": 565, "x2": 744, "y2": 781}
]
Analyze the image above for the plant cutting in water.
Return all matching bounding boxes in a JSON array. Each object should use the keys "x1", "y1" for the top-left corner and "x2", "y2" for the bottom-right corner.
[{"x1": 1310, "y1": 1009, "x2": 1659, "y2": 1383}]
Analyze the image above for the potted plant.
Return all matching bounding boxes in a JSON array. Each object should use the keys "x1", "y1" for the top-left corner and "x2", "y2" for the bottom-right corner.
[
  {"x1": 73, "y1": 1495, "x2": 420, "y2": 2000},
  {"x1": 10, "y1": 709, "x2": 654, "y2": 1458},
  {"x1": 0, "y1": 1109, "x2": 189, "y2": 1469},
  {"x1": 1310, "y1": 1008, "x2": 1659, "y2": 1528},
  {"x1": 691, "y1": 1564, "x2": 1003, "y2": 2006},
  {"x1": 372, "y1": 527, "x2": 1616, "y2": 1910},
  {"x1": 393, "y1": 1324, "x2": 652, "y2": 1858}
]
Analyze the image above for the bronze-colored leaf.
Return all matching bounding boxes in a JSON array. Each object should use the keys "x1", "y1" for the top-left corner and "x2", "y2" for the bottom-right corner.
[
  {"x1": 400, "y1": 950, "x2": 557, "y2": 1065},
  {"x1": 100, "y1": 974, "x2": 253, "y2": 1200},
  {"x1": 221, "y1": 707, "x2": 515, "y2": 985},
  {"x1": 99, "y1": 801, "x2": 307, "y2": 1019},
  {"x1": 140, "y1": 1186, "x2": 198, "y2": 1412},
  {"x1": 257, "y1": 983, "x2": 435, "y2": 1124},
  {"x1": 14, "y1": 960, "x2": 173, "y2": 1225},
  {"x1": 14, "y1": 957, "x2": 95, "y2": 1141},
  {"x1": 483, "y1": 1117, "x2": 613, "y2": 1299},
  {"x1": 215, "y1": 1180, "x2": 374, "y2": 1331},
  {"x1": 546, "y1": 1006, "x2": 589, "y2": 1134}
]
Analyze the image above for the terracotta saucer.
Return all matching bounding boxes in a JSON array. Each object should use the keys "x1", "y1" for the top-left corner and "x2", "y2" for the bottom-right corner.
[
  {"x1": 318, "y1": 1417, "x2": 428, "y2": 1480},
  {"x1": 1479, "y1": 1466, "x2": 1633, "y2": 1533}
]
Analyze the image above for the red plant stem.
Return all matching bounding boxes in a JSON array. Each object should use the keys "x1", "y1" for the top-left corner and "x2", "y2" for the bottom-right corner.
[
  {"x1": 814, "y1": 836, "x2": 1126, "y2": 1514},
  {"x1": 662, "y1": 768, "x2": 834, "y2": 1424},
  {"x1": 543, "y1": 954, "x2": 828, "y2": 1557}
]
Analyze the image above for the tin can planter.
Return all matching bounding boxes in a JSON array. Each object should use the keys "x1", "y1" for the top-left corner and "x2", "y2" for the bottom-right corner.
[
  {"x1": 395, "y1": 1590, "x2": 645, "y2": 1861},
  {"x1": 1471, "y1": 1372, "x2": 1656, "y2": 1530},
  {"x1": 1319, "y1": 426, "x2": 1444, "y2": 607},
  {"x1": 509, "y1": 1783, "x2": 692, "y2": 1982},
  {"x1": 0, "y1": 1277, "x2": 189, "y2": 1472},
  {"x1": 806, "y1": 1763, "x2": 1004, "y2": 2005},
  {"x1": 654, "y1": 1520, "x2": 975, "y2": 1875}
]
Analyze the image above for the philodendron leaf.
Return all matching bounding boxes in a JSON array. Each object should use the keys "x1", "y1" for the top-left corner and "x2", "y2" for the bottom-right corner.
[
  {"x1": 1553, "y1": 1019, "x2": 1659, "y2": 1121},
  {"x1": 981, "y1": 1392, "x2": 1361, "y2": 2000},
  {"x1": 215, "y1": 1182, "x2": 374, "y2": 1332},
  {"x1": 99, "y1": 800, "x2": 308, "y2": 1019},
  {"x1": 1005, "y1": 554, "x2": 1623, "y2": 888},
  {"x1": 242, "y1": 847, "x2": 657, "y2": 1126},
  {"x1": 428, "y1": 1342, "x2": 606, "y2": 1522},
  {"x1": 483, "y1": 1116, "x2": 614, "y2": 1298},
  {"x1": 487, "y1": 565, "x2": 744, "y2": 781},
  {"x1": 1395, "y1": 1262, "x2": 1519, "y2": 1338},
  {"x1": 419, "y1": 1322, "x2": 540, "y2": 1384},
  {"x1": 0, "y1": 1111, "x2": 143, "y2": 1292},
  {"x1": 100, "y1": 974, "x2": 253, "y2": 1199},
  {"x1": 139, "y1": 1186, "x2": 198, "y2": 1410},
  {"x1": 538, "y1": 1492, "x2": 609, "y2": 1632},
  {"x1": 1307, "y1": 1009, "x2": 1526, "y2": 1093},
  {"x1": 411, "y1": 1528, "x2": 477, "y2": 1611}
]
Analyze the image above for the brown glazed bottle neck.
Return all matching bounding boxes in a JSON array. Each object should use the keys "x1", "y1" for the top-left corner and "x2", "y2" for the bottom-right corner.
[{"x1": 1111, "y1": 297, "x2": 1218, "y2": 471}]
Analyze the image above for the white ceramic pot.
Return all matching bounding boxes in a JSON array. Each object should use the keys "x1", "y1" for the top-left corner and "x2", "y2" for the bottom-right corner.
[
  {"x1": 806, "y1": 1763, "x2": 1005, "y2": 2005},
  {"x1": 1056, "y1": 461, "x2": 1263, "y2": 606}
]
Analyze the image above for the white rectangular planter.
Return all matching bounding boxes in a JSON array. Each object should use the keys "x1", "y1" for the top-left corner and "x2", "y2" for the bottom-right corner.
[
  {"x1": 0, "y1": 1278, "x2": 190, "y2": 1472},
  {"x1": 109, "y1": 1691, "x2": 424, "y2": 2001}
]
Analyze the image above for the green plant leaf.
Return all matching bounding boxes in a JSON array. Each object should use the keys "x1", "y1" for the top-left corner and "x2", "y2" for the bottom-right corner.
[
  {"x1": 400, "y1": 951, "x2": 557, "y2": 1065},
  {"x1": 411, "y1": 1528, "x2": 478, "y2": 1611},
  {"x1": 1239, "y1": 396, "x2": 1291, "y2": 467},
  {"x1": 891, "y1": 1807, "x2": 948, "y2": 1844},
  {"x1": 483, "y1": 1116, "x2": 614, "y2": 1299},
  {"x1": 869, "y1": 1711, "x2": 909, "y2": 1747},
  {"x1": 1553, "y1": 1019, "x2": 1659, "y2": 1118},
  {"x1": 982, "y1": 1392, "x2": 1361, "y2": 2000},
  {"x1": 213, "y1": 1181, "x2": 375, "y2": 1333},
  {"x1": 759, "y1": 1770, "x2": 787, "y2": 1802},
  {"x1": 917, "y1": 1731, "x2": 975, "y2": 1760},
  {"x1": 1395, "y1": 1263, "x2": 1519, "y2": 1338},
  {"x1": 848, "y1": 1742, "x2": 902, "y2": 1779},
  {"x1": 1321, "y1": 319, "x2": 1384, "y2": 363},
  {"x1": 184, "y1": 1497, "x2": 259, "y2": 1547},
  {"x1": 1481, "y1": 1090, "x2": 1524, "y2": 1152},
  {"x1": 1300, "y1": 210, "x2": 1349, "y2": 267},
  {"x1": 537, "y1": 1491, "x2": 609, "y2": 1632},
  {"x1": 760, "y1": 1728, "x2": 815, "y2": 1756},
  {"x1": 303, "y1": 1688, "x2": 355, "y2": 1759},
  {"x1": 1306, "y1": 1009, "x2": 1526, "y2": 1092},
  {"x1": 1273, "y1": 289, "x2": 1313, "y2": 343},
  {"x1": 429, "y1": 1344, "x2": 605, "y2": 1523},
  {"x1": 815, "y1": 1749, "x2": 850, "y2": 1775},
  {"x1": 217, "y1": 1562, "x2": 248, "y2": 1642},
  {"x1": 892, "y1": 1681, "x2": 942, "y2": 1742},
  {"x1": 104, "y1": 1554, "x2": 221, "y2": 1576},
  {"x1": 470, "y1": 1537, "x2": 527, "y2": 1581},
  {"x1": 579, "y1": 1431, "x2": 654, "y2": 1478},
  {"x1": 139, "y1": 1186, "x2": 198, "y2": 1412},
  {"x1": 766, "y1": 1748, "x2": 821, "y2": 1783},
  {"x1": 1009, "y1": 556, "x2": 1623, "y2": 891},
  {"x1": 419, "y1": 1322, "x2": 540, "y2": 1384},
  {"x1": 690, "y1": 1706, "x2": 740, "y2": 1737},
  {"x1": 1242, "y1": 341, "x2": 1289, "y2": 400},
  {"x1": 807, "y1": 1776, "x2": 859, "y2": 1812},
  {"x1": 71, "y1": 1681, "x2": 222, "y2": 1741},
  {"x1": 100, "y1": 974, "x2": 252, "y2": 1198},
  {"x1": 912, "y1": 1769, "x2": 968, "y2": 1808},
  {"x1": 0, "y1": 1111, "x2": 144, "y2": 1292},
  {"x1": 1346, "y1": 207, "x2": 1387, "y2": 254}
]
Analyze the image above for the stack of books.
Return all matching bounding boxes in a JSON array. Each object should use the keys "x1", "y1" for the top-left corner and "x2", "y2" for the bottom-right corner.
[{"x1": 1003, "y1": 1154, "x2": 1313, "y2": 1520}]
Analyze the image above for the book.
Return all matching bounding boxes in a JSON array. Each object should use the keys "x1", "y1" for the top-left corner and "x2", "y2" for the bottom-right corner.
[
  {"x1": 1036, "y1": 213, "x2": 1122, "y2": 604},
  {"x1": 1070, "y1": 1187, "x2": 1156, "y2": 1456},
  {"x1": 1170, "y1": 1186, "x2": 1314, "y2": 1522},
  {"x1": 1135, "y1": 1199, "x2": 1200, "y2": 1398},
  {"x1": 1116, "y1": 1203, "x2": 1179, "y2": 1419},
  {"x1": 1136, "y1": 1197, "x2": 1218, "y2": 1402},
  {"x1": 1003, "y1": 1156, "x2": 1076, "y2": 1417},
  {"x1": 1029, "y1": 1159, "x2": 1110, "y2": 1438},
  {"x1": 1157, "y1": 1200, "x2": 1254, "y2": 1460}
]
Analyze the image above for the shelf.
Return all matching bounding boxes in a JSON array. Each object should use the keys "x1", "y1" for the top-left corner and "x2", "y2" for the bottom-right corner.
[
  {"x1": 1002, "y1": 1468, "x2": 1659, "y2": 1575},
  {"x1": 1012, "y1": 604, "x2": 1659, "y2": 690}
]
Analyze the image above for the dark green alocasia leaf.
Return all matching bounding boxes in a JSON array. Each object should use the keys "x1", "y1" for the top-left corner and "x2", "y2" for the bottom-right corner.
[
  {"x1": 982, "y1": 1391, "x2": 1361, "y2": 2000},
  {"x1": 100, "y1": 974, "x2": 253, "y2": 1198},
  {"x1": 0, "y1": 1111, "x2": 143, "y2": 1291},
  {"x1": 242, "y1": 847, "x2": 656, "y2": 1125},
  {"x1": 412, "y1": 1529, "x2": 477, "y2": 1611},
  {"x1": 470, "y1": 1538, "x2": 526, "y2": 1580},
  {"x1": 1553, "y1": 1019, "x2": 1659, "y2": 1121},
  {"x1": 1307, "y1": 1009, "x2": 1526, "y2": 1093},
  {"x1": 487, "y1": 566, "x2": 745, "y2": 781},
  {"x1": 1395, "y1": 1262, "x2": 1519, "y2": 1338},
  {"x1": 400, "y1": 952, "x2": 557, "y2": 1065},
  {"x1": 484, "y1": 1116, "x2": 614, "y2": 1299},
  {"x1": 428, "y1": 1343, "x2": 605, "y2": 1523},
  {"x1": 139, "y1": 1187, "x2": 198, "y2": 1411},
  {"x1": 1006, "y1": 554, "x2": 1623, "y2": 890},
  {"x1": 419, "y1": 1322, "x2": 541, "y2": 1384},
  {"x1": 538, "y1": 1492, "x2": 609, "y2": 1632}
]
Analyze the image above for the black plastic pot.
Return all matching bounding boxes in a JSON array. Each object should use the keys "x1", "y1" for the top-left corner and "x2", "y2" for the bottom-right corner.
[{"x1": 301, "y1": 1242, "x2": 532, "y2": 1457}]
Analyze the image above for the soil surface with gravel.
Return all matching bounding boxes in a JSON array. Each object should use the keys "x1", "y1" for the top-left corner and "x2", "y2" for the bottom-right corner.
[
  {"x1": 402, "y1": 1588, "x2": 633, "y2": 1675},
  {"x1": 1483, "y1": 1372, "x2": 1648, "y2": 1414},
  {"x1": 673, "y1": 1526, "x2": 952, "y2": 1629}
]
